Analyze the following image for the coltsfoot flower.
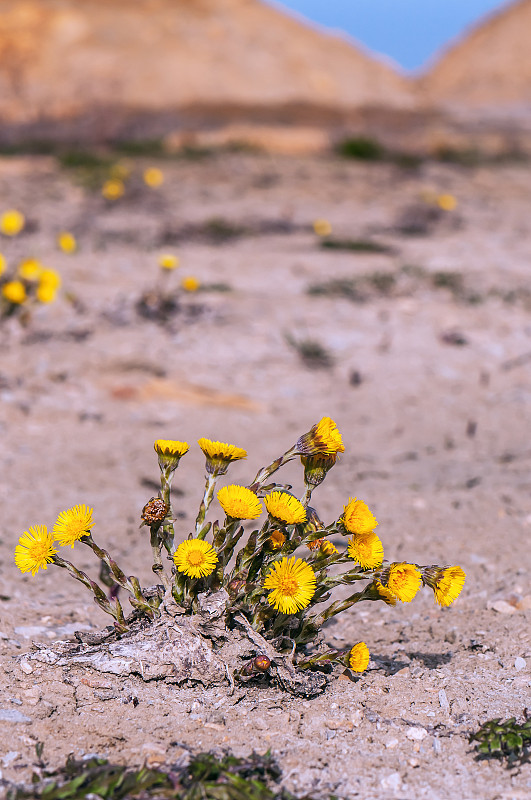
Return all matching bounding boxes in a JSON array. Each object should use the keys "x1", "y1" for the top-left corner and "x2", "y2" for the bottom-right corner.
[
  {"x1": 37, "y1": 283, "x2": 57, "y2": 304},
  {"x1": 154, "y1": 439, "x2": 189, "y2": 472},
  {"x1": 263, "y1": 556, "x2": 316, "y2": 614},
  {"x1": 2, "y1": 280, "x2": 26, "y2": 304},
  {"x1": 378, "y1": 562, "x2": 422, "y2": 603},
  {"x1": 342, "y1": 497, "x2": 378, "y2": 535},
  {"x1": 348, "y1": 531, "x2": 384, "y2": 569},
  {"x1": 53, "y1": 504, "x2": 94, "y2": 547},
  {"x1": 158, "y1": 253, "x2": 179, "y2": 270},
  {"x1": 102, "y1": 179, "x2": 125, "y2": 200},
  {"x1": 348, "y1": 642, "x2": 370, "y2": 672},
  {"x1": 423, "y1": 565, "x2": 466, "y2": 606},
  {"x1": 269, "y1": 530, "x2": 286, "y2": 550},
  {"x1": 143, "y1": 167, "x2": 164, "y2": 188},
  {"x1": 18, "y1": 259, "x2": 42, "y2": 281},
  {"x1": 264, "y1": 491, "x2": 307, "y2": 525},
  {"x1": 1, "y1": 209, "x2": 24, "y2": 236},
  {"x1": 313, "y1": 218, "x2": 332, "y2": 237},
  {"x1": 217, "y1": 485, "x2": 262, "y2": 520},
  {"x1": 198, "y1": 438, "x2": 247, "y2": 475},
  {"x1": 15, "y1": 525, "x2": 56, "y2": 575},
  {"x1": 0, "y1": 253, "x2": 5, "y2": 276},
  {"x1": 301, "y1": 453, "x2": 337, "y2": 487},
  {"x1": 57, "y1": 232, "x2": 77, "y2": 253},
  {"x1": 182, "y1": 276, "x2": 200, "y2": 292},
  {"x1": 173, "y1": 538, "x2": 218, "y2": 579},
  {"x1": 296, "y1": 416, "x2": 345, "y2": 457},
  {"x1": 39, "y1": 269, "x2": 62, "y2": 290}
]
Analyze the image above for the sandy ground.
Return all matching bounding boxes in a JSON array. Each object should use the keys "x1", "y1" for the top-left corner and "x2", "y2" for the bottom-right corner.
[{"x1": 0, "y1": 152, "x2": 530, "y2": 799}]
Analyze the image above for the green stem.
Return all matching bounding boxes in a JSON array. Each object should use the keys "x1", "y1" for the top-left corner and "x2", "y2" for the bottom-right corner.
[
  {"x1": 54, "y1": 556, "x2": 128, "y2": 631},
  {"x1": 195, "y1": 473, "x2": 218, "y2": 537},
  {"x1": 248, "y1": 446, "x2": 298, "y2": 492}
]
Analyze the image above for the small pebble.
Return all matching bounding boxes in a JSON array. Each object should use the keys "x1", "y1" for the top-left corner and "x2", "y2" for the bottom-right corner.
[
  {"x1": 19, "y1": 661, "x2": 33, "y2": 675},
  {"x1": 406, "y1": 726, "x2": 427, "y2": 741},
  {"x1": 380, "y1": 772, "x2": 402, "y2": 791},
  {"x1": 385, "y1": 738, "x2": 399, "y2": 749},
  {"x1": 0, "y1": 708, "x2": 32, "y2": 724},
  {"x1": 514, "y1": 657, "x2": 526, "y2": 671},
  {"x1": 490, "y1": 600, "x2": 516, "y2": 615},
  {"x1": 438, "y1": 689, "x2": 450, "y2": 712}
]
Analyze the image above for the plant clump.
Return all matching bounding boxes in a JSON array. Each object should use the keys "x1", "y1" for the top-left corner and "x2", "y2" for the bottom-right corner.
[
  {"x1": 0, "y1": 254, "x2": 62, "y2": 322},
  {"x1": 15, "y1": 418, "x2": 466, "y2": 695}
]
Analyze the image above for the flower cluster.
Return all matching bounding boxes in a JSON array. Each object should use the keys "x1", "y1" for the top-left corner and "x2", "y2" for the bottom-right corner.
[
  {"x1": 15, "y1": 418, "x2": 466, "y2": 675},
  {"x1": 0, "y1": 254, "x2": 62, "y2": 318}
]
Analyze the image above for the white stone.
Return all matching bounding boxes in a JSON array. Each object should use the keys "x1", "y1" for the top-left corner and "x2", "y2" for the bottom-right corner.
[
  {"x1": 406, "y1": 726, "x2": 428, "y2": 741},
  {"x1": 514, "y1": 657, "x2": 526, "y2": 671}
]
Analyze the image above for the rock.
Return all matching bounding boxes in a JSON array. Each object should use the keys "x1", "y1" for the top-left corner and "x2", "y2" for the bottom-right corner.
[
  {"x1": 514, "y1": 657, "x2": 526, "y2": 671},
  {"x1": 324, "y1": 718, "x2": 354, "y2": 732},
  {"x1": 517, "y1": 595, "x2": 531, "y2": 611},
  {"x1": 406, "y1": 726, "x2": 427, "y2": 741},
  {"x1": 489, "y1": 600, "x2": 516, "y2": 615},
  {"x1": 0, "y1": 708, "x2": 31, "y2": 723},
  {"x1": 385, "y1": 738, "x2": 399, "y2": 749},
  {"x1": 380, "y1": 772, "x2": 402, "y2": 792},
  {"x1": 438, "y1": 689, "x2": 450, "y2": 712},
  {"x1": 19, "y1": 660, "x2": 33, "y2": 675},
  {"x1": 141, "y1": 743, "x2": 166, "y2": 768}
]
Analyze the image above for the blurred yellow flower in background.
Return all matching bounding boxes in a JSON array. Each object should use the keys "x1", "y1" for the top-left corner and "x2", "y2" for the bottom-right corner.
[
  {"x1": 143, "y1": 167, "x2": 164, "y2": 188},
  {"x1": 1, "y1": 209, "x2": 25, "y2": 236},
  {"x1": 18, "y1": 259, "x2": 42, "y2": 281},
  {"x1": 102, "y1": 179, "x2": 125, "y2": 200},
  {"x1": 182, "y1": 276, "x2": 200, "y2": 292},
  {"x1": 437, "y1": 193, "x2": 457, "y2": 211},
  {"x1": 158, "y1": 253, "x2": 179, "y2": 270},
  {"x1": 313, "y1": 218, "x2": 332, "y2": 236},
  {"x1": 0, "y1": 253, "x2": 5, "y2": 277},
  {"x1": 57, "y1": 231, "x2": 77, "y2": 253},
  {"x1": 2, "y1": 280, "x2": 26, "y2": 304}
]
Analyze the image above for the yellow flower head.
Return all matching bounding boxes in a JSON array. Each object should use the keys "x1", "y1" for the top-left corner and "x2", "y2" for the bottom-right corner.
[
  {"x1": 342, "y1": 497, "x2": 378, "y2": 535},
  {"x1": 15, "y1": 525, "x2": 57, "y2": 576},
  {"x1": 18, "y1": 259, "x2": 42, "y2": 281},
  {"x1": 182, "y1": 276, "x2": 200, "y2": 292},
  {"x1": 53, "y1": 504, "x2": 94, "y2": 547},
  {"x1": 143, "y1": 167, "x2": 164, "y2": 188},
  {"x1": 348, "y1": 642, "x2": 370, "y2": 672},
  {"x1": 57, "y1": 232, "x2": 77, "y2": 254},
  {"x1": 154, "y1": 439, "x2": 189, "y2": 472},
  {"x1": 263, "y1": 556, "x2": 316, "y2": 615},
  {"x1": 0, "y1": 253, "x2": 5, "y2": 276},
  {"x1": 380, "y1": 562, "x2": 422, "y2": 603},
  {"x1": 158, "y1": 253, "x2": 179, "y2": 270},
  {"x1": 1, "y1": 209, "x2": 25, "y2": 236},
  {"x1": 423, "y1": 565, "x2": 466, "y2": 607},
  {"x1": 2, "y1": 280, "x2": 26, "y2": 304},
  {"x1": 313, "y1": 218, "x2": 332, "y2": 237},
  {"x1": 264, "y1": 491, "x2": 307, "y2": 525},
  {"x1": 269, "y1": 530, "x2": 286, "y2": 550},
  {"x1": 296, "y1": 416, "x2": 345, "y2": 457},
  {"x1": 348, "y1": 531, "x2": 384, "y2": 570},
  {"x1": 373, "y1": 580, "x2": 397, "y2": 606},
  {"x1": 102, "y1": 179, "x2": 125, "y2": 200},
  {"x1": 173, "y1": 538, "x2": 218, "y2": 579},
  {"x1": 217, "y1": 485, "x2": 263, "y2": 520},
  {"x1": 198, "y1": 438, "x2": 247, "y2": 475},
  {"x1": 37, "y1": 284, "x2": 57, "y2": 304},
  {"x1": 39, "y1": 269, "x2": 62, "y2": 290},
  {"x1": 437, "y1": 194, "x2": 457, "y2": 211}
]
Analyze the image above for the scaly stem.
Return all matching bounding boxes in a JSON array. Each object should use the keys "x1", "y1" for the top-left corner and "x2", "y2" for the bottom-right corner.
[
  {"x1": 301, "y1": 484, "x2": 313, "y2": 507},
  {"x1": 150, "y1": 524, "x2": 172, "y2": 592},
  {"x1": 54, "y1": 556, "x2": 128, "y2": 631},
  {"x1": 195, "y1": 473, "x2": 218, "y2": 537},
  {"x1": 248, "y1": 446, "x2": 298, "y2": 492}
]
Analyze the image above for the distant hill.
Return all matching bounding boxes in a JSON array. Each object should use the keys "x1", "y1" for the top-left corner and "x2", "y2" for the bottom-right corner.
[
  {"x1": 0, "y1": 0, "x2": 414, "y2": 143},
  {"x1": 420, "y1": 0, "x2": 531, "y2": 114}
]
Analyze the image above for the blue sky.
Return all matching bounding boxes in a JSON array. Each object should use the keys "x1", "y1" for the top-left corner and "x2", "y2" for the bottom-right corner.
[{"x1": 268, "y1": 0, "x2": 510, "y2": 71}]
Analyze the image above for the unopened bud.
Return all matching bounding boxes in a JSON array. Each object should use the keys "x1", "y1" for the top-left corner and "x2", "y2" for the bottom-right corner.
[
  {"x1": 253, "y1": 655, "x2": 271, "y2": 672},
  {"x1": 141, "y1": 497, "x2": 169, "y2": 525}
]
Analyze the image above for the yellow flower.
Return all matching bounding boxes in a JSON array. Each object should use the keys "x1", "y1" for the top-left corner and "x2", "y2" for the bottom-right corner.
[
  {"x1": 264, "y1": 491, "x2": 307, "y2": 525},
  {"x1": 39, "y1": 269, "x2": 62, "y2": 290},
  {"x1": 424, "y1": 565, "x2": 466, "y2": 607},
  {"x1": 0, "y1": 253, "x2": 6, "y2": 276},
  {"x1": 15, "y1": 525, "x2": 57, "y2": 576},
  {"x1": 373, "y1": 580, "x2": 396, "y2": 606},
  {"x1": 313, "y1": 218, "x2": 332, "y2": 237},
  {"x1": 158, "y1": 253, "x2": 179, "y2": 270},
  {"x1": 2, "y1": 280, "x2": 26, "y2": 304},
  {"x1": 269, "y1": 530, "x2": 286, "y2": 550},
  {"x1": 263, "y1": 556, "x2": 316, "y2": 614},
  {"x1": 348, "y1": 531, "x2": 384, "y2": 569},
  {"x1": 342, "y1": 497, "x2": 378, "y2": 535},
  {"x1": 143, "y1": 167, "x2": 164, "y2": 188},
  {"x1": 296, "y1": 416, "x2": 345, "y2": 457},
  {"x1": 1, "y1": 209, "x2": 25, "y2": 236},
  {"x1": 37, "y1": 284, "x2": 57, "y2": 304},
  {"x1": 348, "y1": 642, "x2": 370, "y2": 672},
  {"x1": 154, "y1": 439, "x2": 189, "y2": 472},
  {"x1": 380, "y1": 562, "x2": 422, "y2": 603},
  {"x1": 173, "y1": 538, "x2": 218, "y2": 579},
  {"x1": 57, "y1": 232, "x2": 77, "y2": 254},
  {"x1": 198, "y1": 438, "x2": 247, "y2": 475},
  {"x1": 110, "y1": 162, "x2": 131, "y2": 181},
  {"x1": 437, "y1": 194, "x2": 457, "y2": 211},
  {"x1": 307, "y1": 537, "x2": 338, "y2": 554},
  {"x1": 217, "y1": 485, "x2": 263, "y2": 520},
  {"x1": 182, "y1": 276, "x2": 200, "y2": 292},
  {"x1": 53, "y1": 504, "x2": 94, "y2": 547},
  {"x1": 18, "y1": 259, "x2": 42, "y2": 281},
  {"x1": 102, "y1": 179, "x2": 125, "y2": 200}
]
